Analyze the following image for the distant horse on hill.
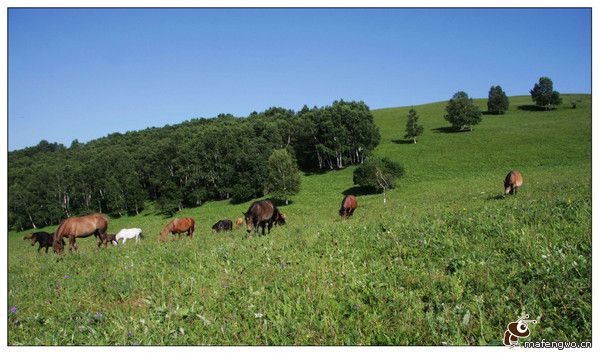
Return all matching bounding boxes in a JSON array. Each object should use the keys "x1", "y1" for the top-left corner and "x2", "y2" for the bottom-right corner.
[
  {"x1": 52, "y1": 213, "x2": 109, "y2": 254},
  {"x1": 159, "y1": 217, "x2": 195, "y2": 242},
  {"x1": 244, "y1": 200, "x2": 286, "y2": 235},
  {"x1": 339, "y1": 195, "x2": 358, "y2": 219},
  {"x1": 504, "y1": 171, "x2": 524, "y2": 195}
]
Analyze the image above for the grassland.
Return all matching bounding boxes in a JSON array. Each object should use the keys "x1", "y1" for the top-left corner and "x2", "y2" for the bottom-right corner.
[{"x1": 7, "y1": 94, "x2": 591, "y2": 345}]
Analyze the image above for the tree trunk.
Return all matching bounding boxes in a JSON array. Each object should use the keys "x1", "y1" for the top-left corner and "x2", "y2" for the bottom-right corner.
[
  {"x1": 285, "y1": 199, "x2": 289, "y2": 205},
  {"x1": 413, "y1": 137, "x2": 416, "y2": 144},
  {"x1": 28, "y1": 212, "x2": 37, "y2": 229}
]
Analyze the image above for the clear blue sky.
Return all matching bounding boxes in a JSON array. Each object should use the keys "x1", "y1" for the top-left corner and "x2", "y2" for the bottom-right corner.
[{"x1": 8, "y1": 8, "x2": 591, "y2": 151}]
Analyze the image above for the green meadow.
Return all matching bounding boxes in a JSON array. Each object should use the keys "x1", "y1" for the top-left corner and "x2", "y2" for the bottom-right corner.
[{"x1": 8, "y1": 94, "x2": 591, "y2": 345}]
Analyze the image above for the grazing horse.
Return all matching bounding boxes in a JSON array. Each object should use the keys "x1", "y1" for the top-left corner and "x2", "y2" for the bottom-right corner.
[
  {"x1": 106, "y1": 233, "x2": 117, "y2": 245},
  {"x1": 24, "y1": 231, "x2": 63, "y2": 253},
  {"x1": 52, "y1": 213, "x2": 109, "y2": 254},
  {"x1": 212, "y1": 220, "x2": 233, "y2": 232},
  {"x1": 504, "y1": 170, "x2": 524, "y2": 195},
  {"x1": 115, "y1": 228, "x2": 143, "y2": 244},
  {"x1": 159, "y1": 217, "x2": 195, "y2": 242},
  {"x1": 339, "y1": 195, "x2": 358, "y2": 219},
  {"x1": 235, "y1": 217, "x2": 244, "y2": 229},
  {"x1": 244, "y1": 200, "x2": 286, "y2": 235}
]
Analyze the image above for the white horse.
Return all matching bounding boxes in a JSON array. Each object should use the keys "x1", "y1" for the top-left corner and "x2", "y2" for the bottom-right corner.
[{"x1": 114, "y1": 228, "x2": 143, "y2": 244}]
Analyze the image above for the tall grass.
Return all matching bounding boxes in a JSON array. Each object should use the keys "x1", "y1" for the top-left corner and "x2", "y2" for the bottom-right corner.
[{"x1": 8, "y1": 95, "x2": 591, "y2": 345}]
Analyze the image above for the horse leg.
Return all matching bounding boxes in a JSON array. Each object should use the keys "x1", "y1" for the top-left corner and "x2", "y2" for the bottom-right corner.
[
  {"x1": 261, "y1": 221, "x2": 267, "y2": 236},
  {"x1": 69, "y1": 237, "x2": 76, "y2": 253},
  {"x1": 123, "y1": 238, "x2": 127, "y2": 244},
  {"x1": 267, "y1": 221, "x2": 273, "y2": 234},
  {"x1": 38, "y1": 243, "x2": 42, "y2": 253}
]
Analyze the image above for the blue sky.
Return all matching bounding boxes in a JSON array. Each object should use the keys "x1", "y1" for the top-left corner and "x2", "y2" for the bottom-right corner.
[{"x1": 8, "y1": 8, "x2": 591, "y2": 151}]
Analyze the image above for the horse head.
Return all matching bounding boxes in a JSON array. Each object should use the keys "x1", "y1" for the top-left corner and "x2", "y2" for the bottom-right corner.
[
  {"x1": 52, "y1": 238, "x2": 64, "y2": 254},
  {"x1": 243, "y1": 212, "x2": 254, "y2": 233}
]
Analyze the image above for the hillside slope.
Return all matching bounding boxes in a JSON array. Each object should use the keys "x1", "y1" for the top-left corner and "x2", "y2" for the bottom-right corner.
[{"x1": 8, "y1": 94, "x2": 591, "y2": 345}]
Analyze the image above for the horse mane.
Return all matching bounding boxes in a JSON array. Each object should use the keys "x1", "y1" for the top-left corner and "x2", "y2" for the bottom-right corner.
[{"x1": 159, "y1": 219, "x2": 178, "y2": 241}]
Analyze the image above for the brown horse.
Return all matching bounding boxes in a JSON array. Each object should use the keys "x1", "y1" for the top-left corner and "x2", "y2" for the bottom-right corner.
[
  {"x1": 504, "y1": 170, "x2": 524, "y2": 195},
  {"x1": 52, "y1": 213, "x2": 109, "y2": 254},
  {"x1": 235, "y1": 217, "x2": 244, "y2": 229},
  {"x1": 339, "y1": 195, "x2": 358, "y2": 219},
  {"x1": 244, "y1": 200, "x2": 286, "y2": 235},
  {"x1": 159, "y1": 217, "x2": 195, "y2": 242}
]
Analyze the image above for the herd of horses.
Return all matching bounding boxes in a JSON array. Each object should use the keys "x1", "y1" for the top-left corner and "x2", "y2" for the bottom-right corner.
[{"x1": 23, "y1": 170, "x2": 523, "y2": 255}]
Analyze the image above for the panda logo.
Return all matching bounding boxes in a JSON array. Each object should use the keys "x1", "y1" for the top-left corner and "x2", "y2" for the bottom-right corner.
[{"x1": 503, "y1": 314, "x2": 537, "y2": 347}]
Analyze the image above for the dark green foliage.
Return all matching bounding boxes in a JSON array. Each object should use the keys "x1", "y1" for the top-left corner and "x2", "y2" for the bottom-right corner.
[
  {"x1": 293, "y1": 100, "x2": 380, "y2": 170},
  {"x1": 353, "y1": 157, "x2": 404, "y2": 203},
  {"x1": 530, "y1": 77, "x2": 562, "y2": 109},
  {"x1": 487, "y1": 85, "x2": 509, "y2": 114},
  {"x1": 444, "y1": 91, "x2": 482, "y2": 131},
  {"x1": 8, "y1": 100, "x2": 380, "y2": 230},
  {"x1": 265, "y1": 149, "x2": 301, "y2": 205},
  {"x1": 404, "y1": 109, "x2": 424, "y2": 143}
]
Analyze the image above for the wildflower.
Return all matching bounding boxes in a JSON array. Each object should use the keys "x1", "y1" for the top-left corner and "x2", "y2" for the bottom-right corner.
[
  {"x1": 139, "y1": 319, "x2": 145, "y2": 325},
  {"x1": 14, "y1": 319, "x2": 20, "y2": 326},
  {"x1": 128, "y1": 331, "x2": 133, "y2": 337},
  {"x1": 10, "y1": 306, "x2": 17, "y2": 314},
  {"x1": 95, "y1": 311, "x2": 103, "y2": 320},
  {"x1": 254, "y1": 312, "x2": 263, "y2": 318},
  {"x1": 64, "y1": 275, "x2": 70, "y2": 279}
]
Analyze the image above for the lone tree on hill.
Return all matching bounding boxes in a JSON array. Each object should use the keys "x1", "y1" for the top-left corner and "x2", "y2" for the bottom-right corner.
[
  {"x1": 265, "y1": 148, "x2": 301, "y2": 205},
  {"x1": 444, "y1": 91, "x2": 482, "y2": 131},
  {"x1": 530, "y1": 76, "x2": 562, "y2": 110},
  {"x1": 353, "y1": 157, "x2": 404, "y2": 204},
  {"x1": 404, "y1": 109, "x2": 424, "y2": 143},
  {"x1": 487, "y1": 85, "x2": 509, "y2": 114}
]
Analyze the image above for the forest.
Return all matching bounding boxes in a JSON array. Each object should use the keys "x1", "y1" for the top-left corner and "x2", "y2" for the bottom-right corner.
[{"x1": 8, "y1": 100, "x2": 381, "y2": 230}]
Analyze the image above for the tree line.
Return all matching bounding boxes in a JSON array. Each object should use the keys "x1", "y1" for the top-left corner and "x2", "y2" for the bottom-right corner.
[{"x1": 8, "y1": 100, "x2": 380, "y2": 230}]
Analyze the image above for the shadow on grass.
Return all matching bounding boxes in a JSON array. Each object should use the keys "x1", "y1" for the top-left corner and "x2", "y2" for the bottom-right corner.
[
  {"x1": 482, "y1": 111, "x2": 507, "y2": 116},
  {"x1": 269, "y1": 198, "x2": 295, "y2": 207},
  {"x1": 303, "y1": 169, "x2": 334, "y2": 176},
  {"x1": 341, "y1": 186, "x2": 380, "y2": 196},
  {"x1": 518, "y1": 105, "x2": 555, "y2": 112},
  {"x1": 392, "y1": 139, "x2": 415, "y2": 145},
  {"x1": 431, "y1": 127, "x2": 472, "y2": 134},
  {"x1": 486, "y1": 194, "x2": 506, "y2": 201}
]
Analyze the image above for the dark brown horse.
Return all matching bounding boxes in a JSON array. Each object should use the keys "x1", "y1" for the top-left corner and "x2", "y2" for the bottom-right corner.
[
  {"x1": 106, "y1": 233, "x2": 117, "y2": 245},
  {"x1": 159, "y1": 217, "x2": 195, "y2": 242},
  {"x1": 52, "y1": 213, "x2": 109, "y2": 254},
  {"x1": 504, "y1": 170, "x2": 524, "y2": 195},
  {"x1": 212, "y1": 219, "x2": 233, "y2": 232},
  {"x1": 244, "y1": 200, "x2": 286, "y2": 235},
  {"x1": 24, "y1": 231, "x2": 63, "y2": 253},
  {"x1": 339, "y1": 195, "x2": 358, "y2": 219}
]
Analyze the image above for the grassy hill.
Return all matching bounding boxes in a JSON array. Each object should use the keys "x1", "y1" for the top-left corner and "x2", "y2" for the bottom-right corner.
[{"x1": 8, "y1": 94, "x2": 591, "y2": 345}]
